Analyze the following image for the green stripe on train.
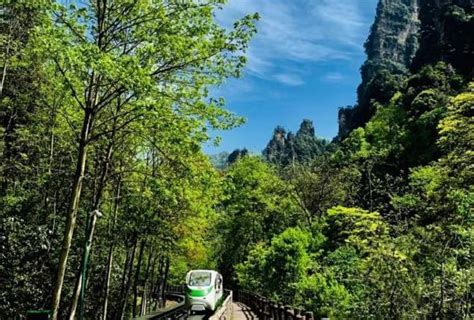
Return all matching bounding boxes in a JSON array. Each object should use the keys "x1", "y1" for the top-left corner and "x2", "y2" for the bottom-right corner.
[{"x1": 187, "y1": 287, "x2": 212, "y2": 297}]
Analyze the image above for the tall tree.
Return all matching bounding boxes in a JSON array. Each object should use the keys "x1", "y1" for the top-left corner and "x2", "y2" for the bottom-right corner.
[
  {"x1": 34, "y1": 1, "x2": 257, "y2": 318},
  {"x1": 216, "y1": 156, "x2": 303, "y2": 282}
]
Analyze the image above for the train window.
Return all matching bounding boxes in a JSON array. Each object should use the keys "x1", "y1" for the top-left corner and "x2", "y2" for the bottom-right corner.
[{"x1": 188, "y1": 271, "x2": 211, "y2": 286}]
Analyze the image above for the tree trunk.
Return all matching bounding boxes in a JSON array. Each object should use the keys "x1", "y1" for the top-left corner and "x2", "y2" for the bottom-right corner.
[
  {"x1": 68, "y1": 212, "x2": 100, "y2": 320},
  {"x1": 133, "y1": 240, "x2": 146, "y2": 318},
  {"x1": 51, "y1": 109, "x2": 93, "y2": 320},
  {"x1": 160, "y1": 258, "x2": 170, "y2": 308},
  {"x1": 0, "y1": 41, "x2": 10, "y2": 97},
  {"x1": 67, "y1": 265, "x2": 83, "y2": 319},
  {"x1": 68, "y1": 120, "x2": 116, "y2": 318},
  {"x1": 101, "y1": 240, "x2": 114, "y2": 320},
  {"x1": 119, "y1": 237, "x2": 138, "y2": 320},
  {"x1": 67, "y1": 209, "x2": 102, "y2": 319},
  {"x1": 102, "y1": 178, "x2": 121, "y2": 320},
  {"x1": 42, "y1": 101, "x2": 57, "y2": 214},
  {"x1": 140, "y1": 288, "x2": 147, "y2": 317},
  {"x1": 150, "y1": 256, "x2": 162, "y2": 312},
  {"x1": 153, "y1": 256, "x2": 164, "y2": 310},
  {"x1": 140, "y1": 251, "x2": 154, "y2": 316},
  {"x1": 114, "y1": 245, "x2": 131, "y2": 319}
]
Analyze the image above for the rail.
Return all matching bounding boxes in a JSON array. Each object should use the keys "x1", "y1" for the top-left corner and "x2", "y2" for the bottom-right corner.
[
  {"x1": 137, "y1": 285, "x2": 234, "y2": 320},
  {"x1": 137, "y1": 285, "x2": 321, "y2": 320},
  {"x1": 234, "y1": 290, "x2": 316, "y2": 320},
  {"x1": 208, "y1": 290, "x2": 232, "y2": 320},
  {"x1": 134, "y1": 293, "x2": 186, "y2": 320},
  {"x1": 136, "y1": 284, "x2": 219, "y2": 320}
]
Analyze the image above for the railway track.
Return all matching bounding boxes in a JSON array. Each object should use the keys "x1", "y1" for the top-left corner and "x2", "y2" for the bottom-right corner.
[
  {"x1": 149, "y1": 289, "x2": 233, "y2": 320},
  {"x1": 150, "y1": 306, "x2": 209, "y2": 320},
  {"x1": 145, "y1": 295, "x2": 209, "y2": 320},
  {"x1": 187, "y1": 313, "x2": 209, "y2": 320}
]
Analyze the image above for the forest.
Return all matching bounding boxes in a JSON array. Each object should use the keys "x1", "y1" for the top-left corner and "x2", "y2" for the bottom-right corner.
[{"x1": 0, "y1": 0, "x2": 473, "y2": 319}]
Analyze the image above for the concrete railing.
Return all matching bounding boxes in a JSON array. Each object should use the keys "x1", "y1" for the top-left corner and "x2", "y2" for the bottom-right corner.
[
  {"x1": 235, "y1": 290, "x2": 316, "y2": 320},
  {"x1": 209, "y1": 290, "x2": 233, "y2": 320},
  {"x1": 163, "y1": 285, "x2": 233, "y2": 320}
]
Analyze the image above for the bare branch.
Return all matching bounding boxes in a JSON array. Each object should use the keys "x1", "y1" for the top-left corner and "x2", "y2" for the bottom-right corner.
[
  {"x1": 53, "y1": 11, "x2": 87, "y2": 43},
  {"x1": 53, "y1": 58, "x2": 86, "y2": 110}
]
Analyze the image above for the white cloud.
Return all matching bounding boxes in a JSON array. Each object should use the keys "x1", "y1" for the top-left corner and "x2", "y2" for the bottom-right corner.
[
  {"x1": 321, "y1": 72, "x2": 345, "y2": 82},
  {"x1": 310, "y1": 0, "x2": 367, "y2": 48},
  {"x1": 245, "y1": 48, "x2": 272, "y2": 77},
  {"x1": 216, "y1": 0, "x2": 376, "y2": 83},
  {"x1": 274, "y1": 73, "x2": 305, "y2": 86}
]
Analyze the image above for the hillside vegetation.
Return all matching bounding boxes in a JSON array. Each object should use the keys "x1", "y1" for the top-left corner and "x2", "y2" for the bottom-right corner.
[
  {"x1": 222, "y1": 0, "x2": 473, "y2": 318},
  {"x1": 0, "y1": 0, "x2": 472, "y2": 319}
]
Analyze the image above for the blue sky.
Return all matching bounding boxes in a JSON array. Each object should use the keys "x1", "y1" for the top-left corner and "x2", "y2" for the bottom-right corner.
[{"x1": 205, "y1": 0, "x2": 379, "y2": 154}]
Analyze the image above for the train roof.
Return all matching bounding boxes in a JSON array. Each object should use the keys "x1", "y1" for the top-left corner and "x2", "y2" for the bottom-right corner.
[
  {"x1": 186, "y1": 270, "x2": 222, "y2": 286},
  {"x1": 187, "y1": 269, "x2": 221, "y2": 274}
]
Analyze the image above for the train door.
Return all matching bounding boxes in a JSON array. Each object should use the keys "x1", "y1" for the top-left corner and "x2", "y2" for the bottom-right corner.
[{"x1": 214, "y1": 274, "x2": 222, "y2": 295}]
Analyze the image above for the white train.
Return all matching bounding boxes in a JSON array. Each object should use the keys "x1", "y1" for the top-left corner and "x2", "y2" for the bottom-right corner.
[{"x1": 185, "y1": 270, "x2": 224, "y2": 312}]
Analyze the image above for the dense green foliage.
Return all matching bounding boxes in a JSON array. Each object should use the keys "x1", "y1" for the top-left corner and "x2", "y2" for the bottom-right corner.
[
  {"x1": 214, "y1": 156, "x2": 303, "y2": 283},
  {"x1": 222, "y1": 1, "x2": 473, "y2": 319},
  {"x1": 0, "y1": 0, "x2": 257, "y2": 318},
  {"x1": 1, "y1": 0, "x2": 472, "y2": 319},
  {"x1": 231, "y1": 80, "x2": 473, "y2": 319}
]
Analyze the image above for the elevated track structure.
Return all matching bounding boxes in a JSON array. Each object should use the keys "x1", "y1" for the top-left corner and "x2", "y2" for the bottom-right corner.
[{"x1": 138, "y1": 285, "x2": 319, "y2": 320}]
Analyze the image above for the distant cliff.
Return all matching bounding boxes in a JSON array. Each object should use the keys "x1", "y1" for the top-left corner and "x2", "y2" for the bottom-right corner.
[
  {"x1": 261, "y1": 0, "x2": 473, "y2": 165},
  {"x1": 413, "y1": 0, "x2": 474, "y2": 75},
  {"x1": 338, "y1": 0, "x2": 420, "y2": 138},
  {"x1": 263, "y1": 120, "x2": 328, "y2": 165},
  {"x1": 338, "y1": 0, "x2": 473, "y2": 139}
]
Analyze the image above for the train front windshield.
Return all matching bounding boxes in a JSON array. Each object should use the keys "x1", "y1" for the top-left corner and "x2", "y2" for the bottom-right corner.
[{"x1": 188, "y1": 271, "x2": 211, "y2": 286}]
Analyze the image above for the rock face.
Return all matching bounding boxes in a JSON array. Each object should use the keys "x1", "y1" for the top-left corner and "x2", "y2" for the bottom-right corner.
[
  {"x1": 338, "y1": 0, "x2": 420, "y2": 139},
  {"x1": 413, "y1": 0, "x2": 474, "y2": 76},
  {"x1": 209, "y1": 152, "x2": 230, "y2": 170},
  {"x1": 337, "y1": 0, "x2": 473, "y2": 139},
  {"x1": 364, "y1": 0, "x2": 420, "y2": 74},
  {"x1": 263, "y1": 126, "x2": 288, "y2": 165},
  {"x1": 227, "y1": 148, "x2": 249, "y2": 164},
  {"x1": 263, "y1": 120, "x2": 327, "y2": 166}
]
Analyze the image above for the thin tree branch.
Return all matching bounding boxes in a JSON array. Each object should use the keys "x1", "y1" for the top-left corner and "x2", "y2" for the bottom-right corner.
[{"x1": 53, "y1": 58, "x2": 86, "y2": 110}]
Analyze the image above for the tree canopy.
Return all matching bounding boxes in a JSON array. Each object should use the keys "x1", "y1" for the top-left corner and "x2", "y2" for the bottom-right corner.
[{"x1": 1, "y1": 0, "x2": 472, "y2": 319}]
